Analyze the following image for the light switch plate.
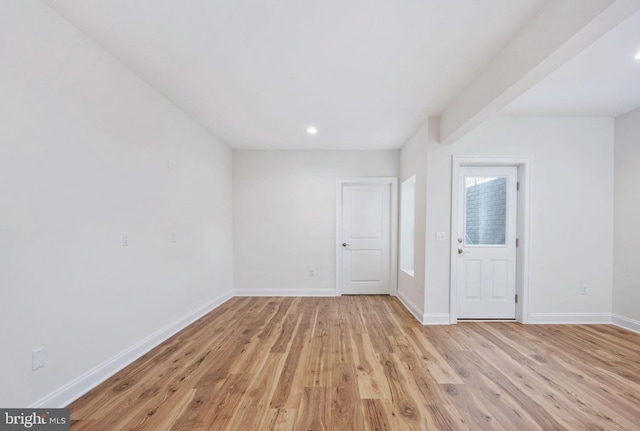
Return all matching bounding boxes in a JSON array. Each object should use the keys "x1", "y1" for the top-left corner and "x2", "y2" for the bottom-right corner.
[{"x1": 436, "y1": 232, "x2": 446, "y2": 242}]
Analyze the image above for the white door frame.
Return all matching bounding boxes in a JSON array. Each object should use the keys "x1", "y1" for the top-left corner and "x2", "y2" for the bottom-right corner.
[
  {"x1": 336, "y1": 177, "x2": 398, "y2": 296},
  {"x1": 450, "y1": 156, "x2": 532, "y2": 323}
]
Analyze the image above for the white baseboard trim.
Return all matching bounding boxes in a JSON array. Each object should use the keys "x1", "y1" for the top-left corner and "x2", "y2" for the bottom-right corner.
[
  {"x1": 422, "y1": 313, "x2": 451, "y2": 325},
  {"x1": 396, "y1": 291, "x2": 424, "y2": 323},
  {"x1": 30, "y1": 290, "x2": 233, "y2": 408},
  {"x1": 234, "y1": 288, "x2": 336, "y2": 297},
  {"x1": 528, "y1": 312, "x2": 611, "y2": 324},
  {"x1": 612, "y1": 314, "x2": 640, "y2": 334},
  {"x1": 396, "y1": 291, "x2": 450, "y2": 325}
]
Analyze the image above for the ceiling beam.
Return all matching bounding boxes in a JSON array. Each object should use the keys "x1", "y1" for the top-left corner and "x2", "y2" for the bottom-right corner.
[{"x1": 439, "y1": 0, "x2": 640, "y2": 145}]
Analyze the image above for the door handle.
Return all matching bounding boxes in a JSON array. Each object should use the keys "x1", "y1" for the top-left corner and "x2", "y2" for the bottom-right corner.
[
  {"x1": 342, "y1": 243, "x2": 349, "y2": 247},
  {"x1": 458, "y1": 249, "x2": 463, "y2": 254}
]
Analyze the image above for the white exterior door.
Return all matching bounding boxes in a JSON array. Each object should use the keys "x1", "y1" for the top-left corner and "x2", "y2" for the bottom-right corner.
[
  {"x1": 456, "y1": 166, "x2": 517, "y2": 319},
  {"x1": 341, "y1": 183, "x2": 391, "y2": 295}
]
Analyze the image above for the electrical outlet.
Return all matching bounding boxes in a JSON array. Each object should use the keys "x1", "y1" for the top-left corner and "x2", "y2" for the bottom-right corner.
[
  {"x1": 581, "y1": 285, "x2": 588, "y2": 295},
  {"x1": 171, "y1": 231, "x2": 177, "y2": 243},
  {"x1": 122, "y1": 232, "x2": 129, "y2": 247},
  {"x1": 32, "y1": 347, "x2": 45, "y2": 370}
]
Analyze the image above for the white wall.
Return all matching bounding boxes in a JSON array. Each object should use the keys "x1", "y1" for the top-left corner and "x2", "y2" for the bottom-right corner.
[
  {"x1": 0, "y1": 0, "x2": 233, "y2": 407},
  {"x1": 398, "y1": 121, "x2": 428, "y2": 321},
  {"x1": 425, "y1": 117, "x2": 614, "y2": 322},
  {"x1": 233, "y1": 150, "x2": 399, "y2": 295},
  {"x1": 613, "y1": 108, "x2": 640, "y2": 331}
]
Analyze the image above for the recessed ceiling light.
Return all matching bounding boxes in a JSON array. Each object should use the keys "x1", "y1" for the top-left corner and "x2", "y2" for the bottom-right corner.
[{"x1": 306, "y1": 126, "x2": 318, "y2": 135}]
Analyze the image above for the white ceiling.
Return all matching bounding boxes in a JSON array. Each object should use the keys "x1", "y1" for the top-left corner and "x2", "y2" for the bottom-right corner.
[
  {"x1": 503, "y1": 9, "x2": 640, "y2": 117},
  {"x1": 42, "y1": 0, "x2": 640, "y2": 150}
]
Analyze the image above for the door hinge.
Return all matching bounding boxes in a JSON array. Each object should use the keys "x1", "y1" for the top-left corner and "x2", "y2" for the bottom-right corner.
[
  {"x1": 517, "y1": 181, "x2": 520, "y2": 191},
  {"x1": 516, "y1": 238, "x2": 519, "y2": 247},
  {"x1": 515, "y1": 294, "x2": 518, "y2": 304}
]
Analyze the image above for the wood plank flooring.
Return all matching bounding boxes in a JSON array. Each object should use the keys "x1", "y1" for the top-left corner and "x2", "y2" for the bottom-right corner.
[{"x1": 68, "y1": 296, "x2": 640, "y2": 430}]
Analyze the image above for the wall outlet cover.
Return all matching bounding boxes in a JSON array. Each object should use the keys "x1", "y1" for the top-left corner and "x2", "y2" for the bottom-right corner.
[{"x1": 32, "y1": 347, "x2": 45, "y2": 370}]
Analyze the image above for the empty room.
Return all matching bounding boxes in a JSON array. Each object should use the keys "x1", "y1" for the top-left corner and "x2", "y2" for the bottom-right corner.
[{"x1": 2, "y1": 0, "x2": 640, "y2": 430}]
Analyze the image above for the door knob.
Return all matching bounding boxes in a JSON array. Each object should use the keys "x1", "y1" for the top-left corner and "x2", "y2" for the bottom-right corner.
[
  {"x1": 342, "y1": 243, "x2": 349, "y2": 247},
  {"x1": 457, "y1": 249, "x2": 463, "y2": 254}
]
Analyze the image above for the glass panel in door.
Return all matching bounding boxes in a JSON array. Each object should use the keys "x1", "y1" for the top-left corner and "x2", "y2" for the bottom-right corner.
[{"x1": 464, "y1": 176, "x2": 507, "y2": 246}]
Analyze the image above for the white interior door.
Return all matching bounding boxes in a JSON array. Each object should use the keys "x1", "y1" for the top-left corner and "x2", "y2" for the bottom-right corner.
[
  {"x1": 456, "y1": 166, "x2": 517, "y2": 319},
  {"x1": 341, "y1": 184, "x2": 391, "y2": 294}
]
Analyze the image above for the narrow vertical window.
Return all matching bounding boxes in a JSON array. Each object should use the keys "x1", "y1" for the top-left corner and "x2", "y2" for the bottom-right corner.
[{"x1": 400, "y1": 175, "x2": 416, "y2": 276}]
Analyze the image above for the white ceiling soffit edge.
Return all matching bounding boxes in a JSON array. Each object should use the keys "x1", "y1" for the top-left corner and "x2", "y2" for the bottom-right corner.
[{"x1": 439, "y1": 0, "x2": 640, "y2": 145}]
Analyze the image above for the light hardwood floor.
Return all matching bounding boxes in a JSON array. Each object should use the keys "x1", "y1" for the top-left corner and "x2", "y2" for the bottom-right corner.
[{"x1": 68, "y1": 296, "x2": 640, "y2": 430}]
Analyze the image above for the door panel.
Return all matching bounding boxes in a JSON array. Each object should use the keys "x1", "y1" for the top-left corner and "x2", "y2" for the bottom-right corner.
[
  {"x1": 462, "y1": 260, "x2": 482, "y2": 300},
  {"x1": 350, "y1": 250, "x2": 382, "y2": 281},
  {"x1": 457, "y1": 166, "x2": 517, "y2": 319},
  {"x1": 342, "y1": 184, "x2": 390, "y2": 294},
  {"x1": 351, "y1": 190, "x2": 383, "y2": 238},
  {"x1": 490, "y1": 260, "x2": 508, "y2": 299}
]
